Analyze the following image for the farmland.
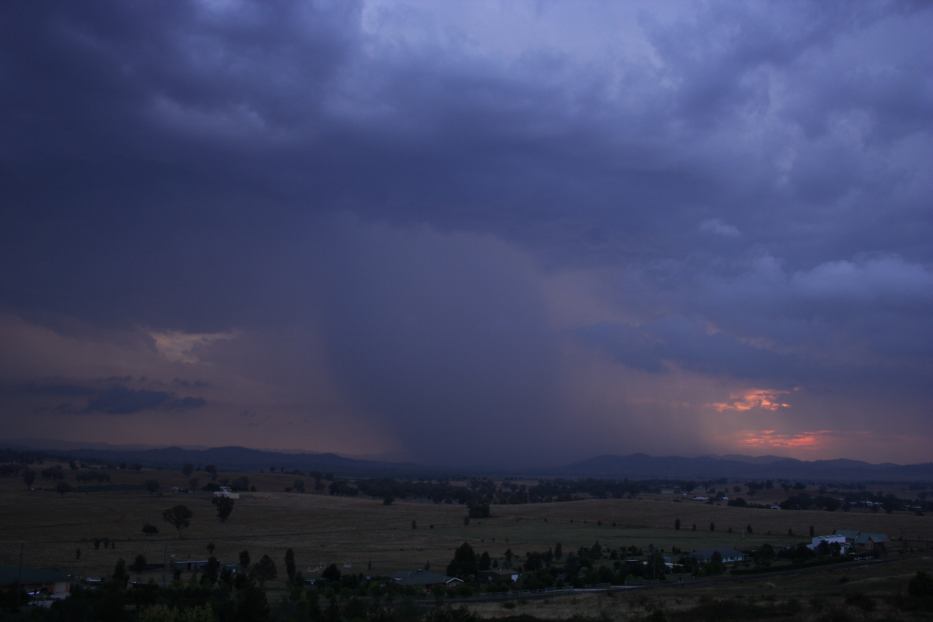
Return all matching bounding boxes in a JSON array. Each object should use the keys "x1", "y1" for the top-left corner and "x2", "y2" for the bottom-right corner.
[
  {"x1": 2, "y1": 460, "x2": 933, "y2": 620},
  {"x1": 3, "y1": 464, "x2": 933, "y2": 581}
]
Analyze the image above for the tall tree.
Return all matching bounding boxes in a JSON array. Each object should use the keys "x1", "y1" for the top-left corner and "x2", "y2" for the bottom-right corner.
[
  {"x1": 113, "y1": 558, "x2": 129, "y2": 588},
  {"x1": 182, "y1": 463, "x2": 194, "y2": 477},
  {"x1": 213, "y1": 496, "x2": 235, "y2": 522},
  {"x1": 162, "y1": 505, "x2": 193, "y2": 538},
  {"x1": 250, "y1": 555, "x2": 277, "y2": 587},
  {"x1": 446, "y1": 542, "x2": 478, "y2": 578},
  {"x1": 321, "y1": 563, "x2": 341, "y2": 582},
  {"x1": 22, "y1": 468, "x2": 35, "y2": 489}
]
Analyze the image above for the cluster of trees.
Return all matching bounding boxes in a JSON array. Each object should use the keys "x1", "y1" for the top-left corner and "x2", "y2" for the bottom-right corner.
[{"x1": 158, "y1": 497, "x2": 238, "y2": 537}]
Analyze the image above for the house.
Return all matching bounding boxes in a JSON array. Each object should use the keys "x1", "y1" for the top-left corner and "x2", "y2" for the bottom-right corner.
[
  {"x1": 213, "y1": 486, "x2": 239, "y2": 499},
  {"x1": 835, "y1": 530, "x2": 888, "y2": 553},
  {"x1": 478, "y1": 570, "x2": 520, "y2": 584},
  {"x1": 172, "y1": 559, "x2": 210, "y2": 571},
  {"x1": 808, "y1": 534, "x2": 848, "y2": 554},
  {"x1": 692, "y1": 548, "x2": 745, "y2": 564},
  {"x1": 836, "y1": 530, "x2": 888, "y2": 546},
  {"x1": 0, "y1": 566, "x2": 71, "y2": 600},
  {"x1": 390, "y1": 569, "x2": 464, "y2": 589}
]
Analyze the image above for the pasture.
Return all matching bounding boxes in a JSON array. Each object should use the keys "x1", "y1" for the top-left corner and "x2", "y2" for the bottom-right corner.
[{"x1": 2, "y1": 464, "x2": 932, "y2": 591}]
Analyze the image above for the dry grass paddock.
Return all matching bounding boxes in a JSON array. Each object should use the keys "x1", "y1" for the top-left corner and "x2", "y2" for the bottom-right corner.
[{"x1": 2, "y1": 465, "x2": 932, "y2": 591}]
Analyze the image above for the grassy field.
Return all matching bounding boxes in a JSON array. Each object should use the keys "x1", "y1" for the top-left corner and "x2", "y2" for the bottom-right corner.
[{"x1": 2, "y1": 464, "x2": 933, "y2": 591}]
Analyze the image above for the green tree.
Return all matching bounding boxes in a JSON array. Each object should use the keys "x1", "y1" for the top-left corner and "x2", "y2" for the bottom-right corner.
[
  {"x1": 55, "y1": 481, "x2": 72, "y2": 495},
  {"x1": 162, "y1": 505, "x2": 193, "y2": 538},
  {"x1": 250, "y1": 554, "x2": 277, "y2": 587},
  {"x1": 478, "y1": 551, "x2": 491, "y2": 571},
  {"x1": 113, "y1": 558, "x2": 129, "y2": 588},
  {"x1": 293, "y1": 479, "x2": 305, "y2": 493},
  {"x1": 22, "y1": 468, "x2": 35, "y2": 489},
  {"x1": 139, "y1": 604, "x2": 215, "y2": 622},
  {"x1": 674, "y1": 518, "x2": 681, "y2": 531},
  {"x1": 205, "y1": 556, "x2": 220, "y2": 585},
  {"x1": 182, "y1": 463, "x2": 194, "y2": 477},
  {"x1": 446, "y1": 542, "x2": 478, "y2": 578},
  {"x1": 213, "y1": 496, "x2": 235, "y2": 522},
  {"x1": 707, "y1": 551, "x2": 724, "y2": 575},
  {"x1": 205, "y1": 464, "x2": 217, "y2": 481},
  {"x1": 322, "y1": 563, "x2": 341, "y2": 582},
  {"x1": 145, "y1": 479, "x2": 160, "y2": 495},
  {"x1": 236, "y1": 584, "x2": 269, "y2": 622},
  {"x1": 239, "y1": 550, "x2": 251, "y2": 571},
  {"x1": 131, "y1": 554, "x2": 147, "y2": 572}
]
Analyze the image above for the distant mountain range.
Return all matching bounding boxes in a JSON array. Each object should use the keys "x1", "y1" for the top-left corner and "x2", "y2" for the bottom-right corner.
[
  {"x1": 3, "y1": 441, "x2": 428, "y2": 477},
  {"x1": 4, "y1": 440, "x2": 933, "y2": 482}
]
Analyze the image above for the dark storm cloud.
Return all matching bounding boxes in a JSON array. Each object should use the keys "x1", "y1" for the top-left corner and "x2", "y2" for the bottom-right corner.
[
  {"x1": 2, "y1": 1, "x2": 932, "y2": 461},
  {"x1": 11, "y1": 381, "x2": 97, "y2": 398},
  {"x1": 83, "y1": 387, "x2": 205, "y2": 415},
  {"x1": 2, "y1": 378, "x2": 206, "y2": 415}
]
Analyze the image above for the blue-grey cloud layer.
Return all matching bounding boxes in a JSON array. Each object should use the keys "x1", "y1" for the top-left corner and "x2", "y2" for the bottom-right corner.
[{"x1": 1, "y1": 1, "x2": 931, "y2": 463}]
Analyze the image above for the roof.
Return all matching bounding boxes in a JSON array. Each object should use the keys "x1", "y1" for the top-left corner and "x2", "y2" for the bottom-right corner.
[
  {"x1": 0, "y1": 566, "x2": 70, "y2": 587},
  {"x1": 692, "y1": 548, "x2": 744, "y2": 562},
  {"x1": 836, "y1": 530, "x2": 888, "y2": 544},
  {"x1": 391, "y1": 570, "x2": 461, "y2": 586}
]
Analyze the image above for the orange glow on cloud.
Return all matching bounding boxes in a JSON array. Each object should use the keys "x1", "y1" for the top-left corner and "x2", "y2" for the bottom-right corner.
[
  {"x1": 711, "y1": 388, "x2": 792, "y2": 413},
  {"x1": 738, "y1": 429, "x2": 830, "y2": 449}
]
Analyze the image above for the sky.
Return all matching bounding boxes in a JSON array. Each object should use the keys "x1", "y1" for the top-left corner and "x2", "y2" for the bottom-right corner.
[{"x1": 2, "y1": 0, "x2": 932, "y2": 466}]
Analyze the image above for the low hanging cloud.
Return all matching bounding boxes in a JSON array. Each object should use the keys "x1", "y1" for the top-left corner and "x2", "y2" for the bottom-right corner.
[
  {"x1": 737, "y1": 429, "x2": 830, "y2": 450},
  {"x1": 82, "y1": 386, "x2": 206, "y2": 415},
  {"x1": 11, "y1": 380, "x2": 208, "y2": 416},
  {"x1": 710, "y1": 388, "x2": 793, "y2": 413}
]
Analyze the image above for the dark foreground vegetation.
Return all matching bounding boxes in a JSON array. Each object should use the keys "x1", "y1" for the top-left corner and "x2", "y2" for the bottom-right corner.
[{"x1": 4, "y1": 567, "x2": 933, "y2": 622}]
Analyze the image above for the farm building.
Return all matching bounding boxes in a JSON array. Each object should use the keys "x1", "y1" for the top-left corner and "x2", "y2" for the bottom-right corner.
[
  {"x1": 213, "y1": 486, "x2": 239, "y2": 499},
  {"x1": 390, "y1": 569, "x2": 463, "y2": 589},
  {"x1": 0, "y1": 566, "x2": 71, "y2": 599},
  {"x1": 692, "y1": 548, "x2": 745, "y2": 564},
  {"x1": 172, "y1": 559, "x2": 211, "y2": 571},
  {"x1": 808, "y1": 534, "x2": 849, "y2": 553},
  {"x1": 835, "y1": 530, "x2": 888, "y2": 546}
]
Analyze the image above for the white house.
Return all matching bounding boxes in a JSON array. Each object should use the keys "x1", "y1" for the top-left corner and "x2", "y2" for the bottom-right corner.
[
  {"x1": 808, "y1": 534, "x2": 848, "y2": 553},
  {"x1": 213, "y1": 486, "x2": 240, "y2": 499}
]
